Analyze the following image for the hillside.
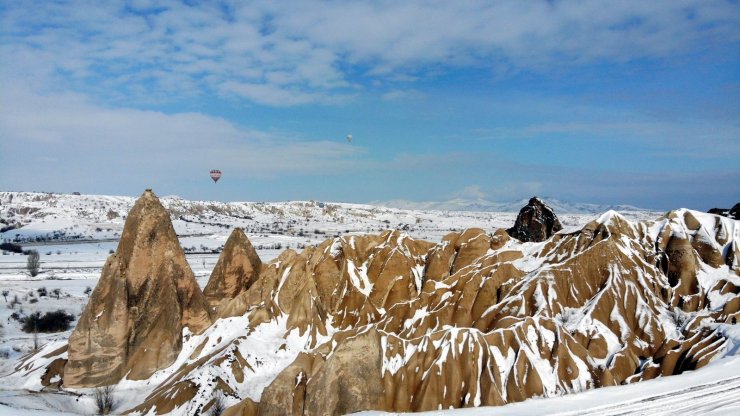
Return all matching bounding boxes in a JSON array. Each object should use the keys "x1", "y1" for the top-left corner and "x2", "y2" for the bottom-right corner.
[{"x1": 0, "y1": 192, "x2": 658, "y2": 281}]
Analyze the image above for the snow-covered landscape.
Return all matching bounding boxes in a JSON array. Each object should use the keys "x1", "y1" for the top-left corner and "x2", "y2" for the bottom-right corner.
[
  {"x1": 1, "y1": 191, "x2": 738, "y2": 415},
  {"x1": 2, "y1": 2, "x2": 738, "y2": 414},
  {"x1": 0, "y1": 192, "x2": 661, "y2": 284}
]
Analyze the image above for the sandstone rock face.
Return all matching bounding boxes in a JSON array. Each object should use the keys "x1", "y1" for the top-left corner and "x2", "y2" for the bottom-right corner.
[
  {"x1": 223, "y1": 397, "x2": 259, "y2": 416},
  {"x1": 304, "y1": 329, "x2": 385, "y2": 415},
  {"x1": 255, "y1": 209, "x2": 737, "y2": 413},
  {"x1": 203, "y1": 228, "x2": 262, "y2": 311},
  {"x1": 507, "y1": 197, "x2": 563, "y2": 242},
  {"x1": 63, "y1": 190, "x2": 212, "y2": 387}
]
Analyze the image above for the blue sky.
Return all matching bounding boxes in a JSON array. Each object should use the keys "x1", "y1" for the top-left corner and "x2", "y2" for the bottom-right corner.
[{"x1": 1, "y1": 0, "x2": 738, "y2": 210}]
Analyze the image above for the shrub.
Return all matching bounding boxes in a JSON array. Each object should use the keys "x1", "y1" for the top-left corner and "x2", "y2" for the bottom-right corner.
[
  {"x1": 209, "y1": 392, "x2": 226, "y2": 416},
  {"x1": 20, "y1": 310, "x2": 75, "y2": 333},
  {"x1": 37, "y1": 287, "x2": 48, "y2": 297},
  {"x1": 94, "y1": 385, "x2": 116, "y2": 415},
  {"x1": 26, "y1": 250, "x2": 40, "y2": 277}
]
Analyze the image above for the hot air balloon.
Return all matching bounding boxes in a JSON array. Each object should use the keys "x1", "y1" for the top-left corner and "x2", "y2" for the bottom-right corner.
[
  {"x1": 210, "y1": 169, "x2": 222, "y2": 183},
  {"x1": 346, "y1": 134, "x2": 352, "y2": 143}
]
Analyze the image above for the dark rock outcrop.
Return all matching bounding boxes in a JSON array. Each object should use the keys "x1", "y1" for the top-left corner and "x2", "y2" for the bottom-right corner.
[
  {"x1": 708, "y1": 202, "x2": 740, "y2": 220},
  {"x1": 507, "y1": 197, "x2": 563, "y2": 242}
]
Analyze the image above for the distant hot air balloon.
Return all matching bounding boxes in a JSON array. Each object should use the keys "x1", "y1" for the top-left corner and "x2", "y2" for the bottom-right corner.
[
  {"x1": 346, "y1": 134, "x2": 353, "y2": 143},
  {"x1": 210, "y1": 169, "x2": 222, "y2": 183}
]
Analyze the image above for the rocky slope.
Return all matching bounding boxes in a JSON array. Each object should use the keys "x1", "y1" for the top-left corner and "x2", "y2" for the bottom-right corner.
[{"x1": 5, "y1": 191, "x2": 739, "y2": 415}]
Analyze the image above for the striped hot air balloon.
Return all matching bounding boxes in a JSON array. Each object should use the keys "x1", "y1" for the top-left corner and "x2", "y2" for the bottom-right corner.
[{"x1": 210, "y1": 169, "x2": 222, "y2": 183}]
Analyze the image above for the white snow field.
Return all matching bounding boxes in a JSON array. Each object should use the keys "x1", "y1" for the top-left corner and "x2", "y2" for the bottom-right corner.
[{"x1": 3, "y1": 191, "x2": 737, "y2": 415}]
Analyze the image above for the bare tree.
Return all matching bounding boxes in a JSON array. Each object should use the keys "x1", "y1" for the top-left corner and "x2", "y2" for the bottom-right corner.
[
  {"x1": 33, "y1": 320, "x2": 38, "y2": 352},
  {"x1": 209, "y1": 391, "x2": 226, "y2": 416},
  {"x1": 94, "y1": 385, "x2": 116, "y2": 415},
  {"x1": 26, "y1": 250, "x2": 40, "y2": 277}
]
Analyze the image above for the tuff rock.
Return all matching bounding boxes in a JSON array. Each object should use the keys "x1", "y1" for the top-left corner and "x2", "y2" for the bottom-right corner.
[
  {"x1": 708, "y1": 202, "x2": 740, "y2": 220},
  {"x1": 12, "y1": 197, "x2": 738, "y2": 415},
  {"x1": 63, "y1": 190, "x2": 212, "y2": 387},
  {"x1": 507, "y1": 197, "x2": 563, "y2": 242},
  {"x1": 203, "y1": 227, "x2": 262, "y2": 312}
]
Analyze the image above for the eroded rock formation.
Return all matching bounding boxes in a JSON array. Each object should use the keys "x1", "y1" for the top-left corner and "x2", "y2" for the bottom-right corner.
[
  {"x1": 13, "y1": 198, "x2": 738, "y2": 415},
  {"x1": 203, "y1": 227, "x2": 262, "y2": 312},
  {"x1": 507, "y1": 196, "x2": 563, "y2": 242},
  {"x1": 63, "y1": 190, "x2": 212, "y2": 387}
]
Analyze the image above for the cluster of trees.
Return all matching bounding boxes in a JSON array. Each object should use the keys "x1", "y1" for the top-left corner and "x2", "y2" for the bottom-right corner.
[
  {"x1": 0, "y1": 242, "x2": 23, "y2": 253},
  {"x1": 19, "y1": 310, "x2": 76, "y2": 333}
]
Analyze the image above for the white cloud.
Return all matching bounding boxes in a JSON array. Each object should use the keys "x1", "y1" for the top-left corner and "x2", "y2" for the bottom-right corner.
[
  {"x1": 1, "y1": 0, "x2": 737, "y2": 106},
  {"x1": 455, "y1": 185, "x2": 487, "y2": 199},
  {"x1": 381, "y1": 89, "x2": 424, "y2": 101},
  {"x1": 474, "y1": 119, "x2": 740, "y2": 158},
  {"x1": 219, "y1": 81, "x2": 345, "y2": 107},
  {"x1": 0, "y1": 85, "x2": 364, "y2": 190}
]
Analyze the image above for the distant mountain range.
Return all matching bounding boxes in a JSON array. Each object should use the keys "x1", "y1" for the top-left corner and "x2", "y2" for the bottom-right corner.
[{"x1": 369, "y1": 197, "x2": 651, "y2": 214}]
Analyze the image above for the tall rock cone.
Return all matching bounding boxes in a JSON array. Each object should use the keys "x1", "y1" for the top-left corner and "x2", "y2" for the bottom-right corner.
[
  {"x1": 203, "y1": 227, "x2": 262, "y2": 311},
  {"x1": 64, "y1": 189, "x2": 212, "y2": 387},
  {"x1": 507, "y1": 196, "x2": 563, "y2": 242}
]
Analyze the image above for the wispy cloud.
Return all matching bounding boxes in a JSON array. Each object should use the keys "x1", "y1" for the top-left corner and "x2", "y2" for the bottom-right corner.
[
  {"x1": 474, "y1": 120, "x2": 740, "y2": 159},
  {"x1": 0, "y1": 85, "x2": 364, "y2": 191},
  {"x1": 2, "y1": 0, "x2": 738, "y2": 106},
  {"x1": 455, "y1": 185, "x2": 487, "y2": 199},
  {"x1": 381, "y1": 89, "x2": 424, "y2": 101}
]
